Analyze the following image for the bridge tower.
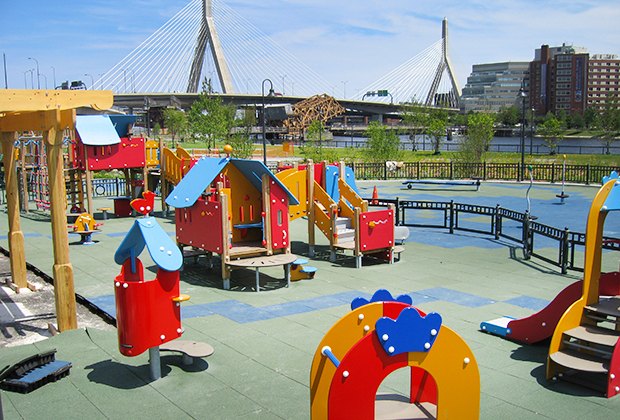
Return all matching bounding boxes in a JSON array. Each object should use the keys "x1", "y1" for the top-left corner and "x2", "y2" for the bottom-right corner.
[
  {"x1": 187, "y1": 0, "x2": 234, "y2": 93},
  {"x1": 425, "y1": 18, "x2": 460, "y2": 108}
]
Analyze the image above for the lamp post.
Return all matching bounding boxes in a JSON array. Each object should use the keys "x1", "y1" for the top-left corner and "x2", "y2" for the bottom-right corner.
[
  {"x1": 281, "y1": 74, "x2": 286, "y2": 95},
  {"x1": 50, "y1": 66, "x2": 56, "y2": 89},
  {"x1": 85, "y1": 73, "x2": 94, "y2": 90},
  {"x1": 261, "y1": 78, "x2": 274, "y2": 165},
  {"x1": 28, "y1": 57, "x2": 40, "y2": 89},
  {"x1": 518, "y1": 84, "x2": 527, "y2": 182},
  {"x1": 341, "y1": 80, "x2": 348, "y2": 99},
  {"x1": 529, "y1": 107, "x2": 535, "y2": 155}
]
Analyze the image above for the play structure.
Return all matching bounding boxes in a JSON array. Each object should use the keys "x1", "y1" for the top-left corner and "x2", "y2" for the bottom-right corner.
[
  {"x1": 113, "y1": 192, "x2": 213, "y2": 380},
  {"x1": 546, "y1": 171, "x2": 620, "y2": 397},
  {"x1": 310, "y1": 289, "x2": 479, "y2": 419},
  {"x1": 68, "y1": 212, "x2": 102, "y2": 245},
  {"x1": 165, "y1": 155, "x2": 300, "y2": 290},
  {"x1": 277, "y1": 160, "x2": 400, "y2": 267},
  {"x1": 481, "y1": 272, "x2": 620, "y2": 344},
  {"x1": 70, "y1": 114, "x2": 159, "y2": 215}
]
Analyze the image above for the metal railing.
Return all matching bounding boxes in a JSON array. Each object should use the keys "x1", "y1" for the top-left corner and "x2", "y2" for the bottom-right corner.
[
  {"x1": 352, "y1": 161, "x2": 620, "y2": 185},
  {"x1": 368, "y1": 198, "x2": 620, "y2": 274}
]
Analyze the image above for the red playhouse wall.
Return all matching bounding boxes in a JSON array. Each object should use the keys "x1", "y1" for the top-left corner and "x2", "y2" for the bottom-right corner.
[
  {"x1": 114, "y1": 259, "x2": 182, "y2": 357},
  {"x1": 269, "y1": 181, "x2": 290, "y2": 250},
  {"x1": 175, "y1": 199, "x2": 224, "y2": 253},
  {"x1": 359, "y1": 208, "x2": 395, "y2": 252},
  {"x1": 73, "y1": 136, "x2": 146, "y2": 171}
]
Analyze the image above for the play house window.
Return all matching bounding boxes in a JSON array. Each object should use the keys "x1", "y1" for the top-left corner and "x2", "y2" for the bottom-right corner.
[{"x1": 277, "y1": 210, "x2": 283, "y2": 226}]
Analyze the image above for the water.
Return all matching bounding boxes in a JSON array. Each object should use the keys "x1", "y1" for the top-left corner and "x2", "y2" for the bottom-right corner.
[{"x1": 330, "y1": 135, "x2": 620, "y2": 155}]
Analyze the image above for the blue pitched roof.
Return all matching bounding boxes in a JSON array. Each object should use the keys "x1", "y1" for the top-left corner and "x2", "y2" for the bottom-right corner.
[
  {"x1": 165, "y1": 157, "x2": 299, "y2": 208},
  {"x1": 75, "y1": 115, "x2": 121, "y2": 146},
  {"x1": 114, "y1": 217, "x2": 182, "y2": 272}
]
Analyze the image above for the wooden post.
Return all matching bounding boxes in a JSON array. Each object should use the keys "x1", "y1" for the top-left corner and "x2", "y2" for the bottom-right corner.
[
  {"x1": 262, "y1": 173, "x2": 273, "y2": 255},
  {"x1": 45, "y1": 121, "x2": 78, "y2": 331},
  {"x1": 159, "y1": 138, "x2": 166, "y2": 215},
  {"x1": 1, "y1": 132, "x2": 28, "y2": 289},
  {"x1": 354, "y1": 206, "x2": 362, "y2": 268},
  {"x1": 307, "y1": 160, "x2": 315, "y2": 257}
]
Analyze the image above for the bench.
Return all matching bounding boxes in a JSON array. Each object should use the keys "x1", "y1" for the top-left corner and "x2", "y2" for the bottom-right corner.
[
  {"x1": 402, "y1": 179, "x2": 481, "y2": 191},
  {"x1": 159, "y1": 340, "x2": 214, "y2": 365},
  {"x1": 393, "y1": 245, "x2": 405, "y2": 262}
]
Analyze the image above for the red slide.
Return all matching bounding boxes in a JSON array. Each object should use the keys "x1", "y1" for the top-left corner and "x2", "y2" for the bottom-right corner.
[{"x1": 506, "y1": 271, "x2": 620, "y2": 344}]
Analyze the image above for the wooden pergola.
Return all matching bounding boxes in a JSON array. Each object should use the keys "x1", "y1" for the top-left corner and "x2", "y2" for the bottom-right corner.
[{"x1": 0, "y1": 89, "x2": 113, "y2": 331}]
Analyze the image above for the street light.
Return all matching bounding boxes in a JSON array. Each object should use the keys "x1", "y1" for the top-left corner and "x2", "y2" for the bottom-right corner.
[
  {"x1": 518, "y1": 83, "x2": 527, "y2": 182},
  {"x1": 50, "y1": 66, "x2": 56, "y2": 88},
  {"x1": 529, "y1": 107, "x2": 535, "y2": 156},
  {"x1": 341, "y1": 80, "x2": 348, "y2": 99},
  {"x1": 281, "y1": 74, "x2": 286, "y2": 95},
  {"x1": 261, "y1": 78, "x2": 275, "y2": 165},
  {"x1": 23, "y1": 70, "x2": 33, "y2": 89},
  {"x1": 85, "y1": 73, "x2": 94, "y2": 90},
  {"x1": 28, "y1": 57, "x2": 40, "y2": 89}
]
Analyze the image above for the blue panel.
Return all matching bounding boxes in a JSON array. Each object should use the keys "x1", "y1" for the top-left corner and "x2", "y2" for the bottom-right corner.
[
  {"x1": 376, "y1": 308, "x2": 442, "y2": 355},
  {"x1": 139, "y1": 217, "x2": 182, "y2": 271},
  {"x1": 113, "y1": 217, "x2": 182, "y2": 271},
  {"x1": 503, "y1": 296, "x2": 549, "y2": 311},
  {"x1": 480, "y1": 316, "x2": 515, "y2": 337},
  {"x1": 165, "y1": 156, "x2": 229, "y2": 208},
  {"x1": 231, "y1": 159, "x2": 299, "y2": 205},
  {"x1": 351, "y1": 289, "x2": 413, "y2": 310},
  {"x1": 325, "y1": 165, "x2": 340, "y2": 201},
  {"x1": 416, "y1": 287, "x2": 495, "y2": 307},
  {"x1": 108, "y1": 115, "x2": 137, "y2": 137},
  {"x1": 602, "y1": 171, "x2": 620, "y2": 211},
  {"x1": 75, "y1": 115, "x2": 121, "y2": 146},
  {"x1": 344, "y1": 166, "x2": 361, "y2": 195}
]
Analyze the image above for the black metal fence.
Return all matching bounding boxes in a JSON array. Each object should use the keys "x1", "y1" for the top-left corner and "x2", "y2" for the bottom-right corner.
[
  {"x1": 353, "y1": 161, "x2": 620, "y2": 185},
  {"x1": 369, "y1": 198, "x2": 620, "y2": 274}
]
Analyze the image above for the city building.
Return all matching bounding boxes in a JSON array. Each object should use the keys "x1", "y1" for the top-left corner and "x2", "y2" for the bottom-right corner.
[
  {"x1": 587, "y1": 54, "x2": 620, "y2": 110},
  {"x1": 529, "y1": 44, "x2": 589, "y2": 116},
  {"x1": 460, "y1": 62, "x2": 530, "y2": 113}
]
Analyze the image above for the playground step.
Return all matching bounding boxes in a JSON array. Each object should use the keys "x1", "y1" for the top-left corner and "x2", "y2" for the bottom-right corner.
[
  {"x1": 336, "y1": 228, "x2": 355, "y2": 241},
  {"x1": 585, "y1": 296, "x2": 620, "y2": 320},
  {"x1": 564, "y1": 325, "x2": 620, "y2": 348},
  {"x1": 335, "y1": 240, "x2": 355, "y2": 250},
  {"x1": 549, "y1": 349, "x2": 609, "y2": 374}
]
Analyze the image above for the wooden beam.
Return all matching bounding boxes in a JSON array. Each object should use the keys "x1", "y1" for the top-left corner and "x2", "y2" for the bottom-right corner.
[
  {"x1": 1, "y1": 132, "x2": 28, "y2": 289},
  {"x1": 0, "y1": 89, "x2": 112, "y2": 113},
  {"x1": 0, "y1": 108, "x2": 75, "y2": 133},
  {"x1": 45, "y1": 125, "x2": 77, "y2": 331}
]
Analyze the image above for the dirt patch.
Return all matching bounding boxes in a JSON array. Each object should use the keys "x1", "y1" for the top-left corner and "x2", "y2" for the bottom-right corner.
[{"x1": 0, "y1": 253, "x2": 115, "y2": 348}]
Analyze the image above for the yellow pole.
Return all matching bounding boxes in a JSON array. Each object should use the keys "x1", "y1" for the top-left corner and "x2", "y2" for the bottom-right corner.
[{"x1": 1, "y1": 132, "x2": 28, "y2": 289}]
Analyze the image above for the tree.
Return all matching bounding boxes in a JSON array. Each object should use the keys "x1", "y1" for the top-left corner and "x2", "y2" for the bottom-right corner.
[
  {"x1": 400, "y1": 100, "x2": 429, "y2": 151},
  {"x1": 459, "y1": 112, "x2": 495, "y2": 162},
  {"x1": 364, "y1": 121, "x2": 402, "y2": 162},
  {"x1": 187, "y1": 82, "x2": 235, "y2": 148},
  {"x1": 162, "y1": 108, "x2": 187, "y2": 147},
  {"x1": 300, "y1": 120, "x2": 333, "y2": 162},
  {"x1": 584, "y1": 107, "x2": 598, "y2": 129},
  {"x1": 537, "y1": 114, "x2": 564, "y2": 154},
  {"x1": 497, "y1": 106, "x2": 520, "y2": 126},
  {"x1": 229, "y1": 107, "x2": 256, "y2": 159},
  {"x1": 598, "y1": 94, "x2": 620, "y2": 154},
  {"x1": 427, "y1": 117, "x2": 447, "y2": 155}
]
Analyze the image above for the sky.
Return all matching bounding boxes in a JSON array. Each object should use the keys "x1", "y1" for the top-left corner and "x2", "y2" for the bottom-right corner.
[{"x1": 1, "y1": 0, "x2": 619, "y2": 96}]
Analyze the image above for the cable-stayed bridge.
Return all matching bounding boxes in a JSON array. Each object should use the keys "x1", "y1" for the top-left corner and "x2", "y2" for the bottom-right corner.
[{"x1": 98, "y1": 0, "x2": 460, "y2": 108}]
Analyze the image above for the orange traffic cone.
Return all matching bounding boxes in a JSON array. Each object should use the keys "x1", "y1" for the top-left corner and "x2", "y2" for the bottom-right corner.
[{"x1": 371, "y1": 186, "x2": 379, "y2": 205}]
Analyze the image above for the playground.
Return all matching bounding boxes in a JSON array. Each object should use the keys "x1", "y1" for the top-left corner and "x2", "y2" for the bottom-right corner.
[{"x1": 1, "y1": 177, "x2": 620, "y2": 419}]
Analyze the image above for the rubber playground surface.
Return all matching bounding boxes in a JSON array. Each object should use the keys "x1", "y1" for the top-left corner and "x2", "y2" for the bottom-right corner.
[{"x1": 1, "y1": 180, "x2": 620, "y2": 419}]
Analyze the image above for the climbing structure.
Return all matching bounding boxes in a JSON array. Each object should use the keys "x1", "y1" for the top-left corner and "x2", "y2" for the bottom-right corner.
[
  {"x1": 277, "y1": 160, "x2": 398, "y2": 267},
  {"x1": 310, "y1": 289, "x2": 479, "y2": 419},
  {"x1": 547, "y1": 171, "x2": 620, "y2": 397},
  {"x1": 284, "y1": 94, "x2": 345, "y2": 138}
]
